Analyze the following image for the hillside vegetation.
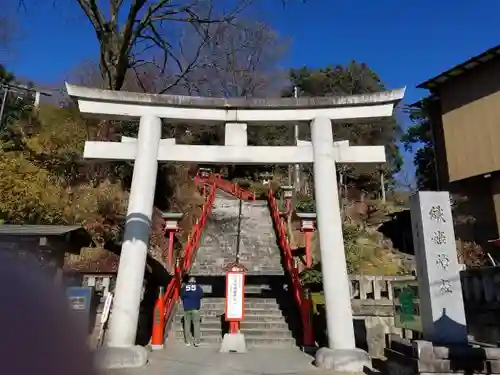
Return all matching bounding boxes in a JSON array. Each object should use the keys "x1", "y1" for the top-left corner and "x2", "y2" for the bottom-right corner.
[{"x1": 0, "y1": 61, "x2": 411, "y2": 277}]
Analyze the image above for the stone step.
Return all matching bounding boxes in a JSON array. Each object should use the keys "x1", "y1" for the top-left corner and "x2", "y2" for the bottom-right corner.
[
  {"x1": 194, "y1": 284, "x2": 279, "y2": 294},
  {"x1": 244, "y1": 285, "x2": 273, "y2": 293},
  {"x1": 172, "y1": 328, "x2": 293, "y2": 339},
  {"x1": 172, "y1": 335, "x2": 297, "y2": 347},
  {"x1": 179, "y1": 298, "x2": 280, "y2": 310},
  {"x1": 176, "y1": 308, "x2": 284, "y2": 318},
  {"x1": 173, "y1": 317, "x2": 288, "y2": 327},
  {"x1": 173, "y1": 321, "x2": 291, "y2": 330},
  {"x1": 175, "y1": 314, "x2": 288, "y2": 323},
  {"x1": 194, "y1": 302, "x2": 280, "y2": 310},
  {"x1": 202, "y1": 297, "x2": 277, "y2": 303}
]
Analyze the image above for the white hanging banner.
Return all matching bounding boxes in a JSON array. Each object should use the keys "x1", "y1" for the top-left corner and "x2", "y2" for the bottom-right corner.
[
  {"x1": 101, "y1": 292, "x2": 113, "y2": 324},
  {"x1": 225, "y1": 272, "x2": 245, "y2": 321}
]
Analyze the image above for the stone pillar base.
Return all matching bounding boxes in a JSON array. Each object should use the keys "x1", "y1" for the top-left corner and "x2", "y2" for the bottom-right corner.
[
  {"x1": 151, "y1": 343, "x2": 164, "y2": 351},
  {"x1": 314, "y1": 347, "x2": 371, "y2": 373},
  {"x1": 220, "y1": 333, "x2": 247, "y2": 353},
  {"x1": 302, "y1": 345, "x2": 318, "y2": 355},
  {"x1": 94, "y1": 345, "x2": 149, "y2": 369}
]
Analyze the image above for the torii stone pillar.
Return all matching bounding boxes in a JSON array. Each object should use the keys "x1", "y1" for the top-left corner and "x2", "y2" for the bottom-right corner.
[
  {"x1": 105, "y1": 115, "x2": 161, "y2": 347},
  {"x1": 311, "y1": 117, "x2": 356, "y2": 350},
  {"x1": 66, "y1": 83, "x2": 405, "y2": 371}
]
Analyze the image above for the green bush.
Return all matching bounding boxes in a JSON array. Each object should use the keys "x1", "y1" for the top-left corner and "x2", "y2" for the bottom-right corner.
[
  {"x1": 300, "y1": 267, "x2": 322, "y2": 288},
  {"x1": 295, "y1": 193, "x2": 315, "y2": 213},
  {"x1": 231, "y1": 178, "x2": 275, "y2": 200},
  {"x1": 233, "y1": 177, "x2": 252, "y2": 189},
  {"x1": 252, "y1": 183, "x2": 269, "y2": 200}
]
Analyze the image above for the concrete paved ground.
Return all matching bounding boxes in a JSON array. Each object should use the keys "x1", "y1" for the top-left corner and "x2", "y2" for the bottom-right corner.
[{"x1": 103, "y1": 343, "x2": 339, "y2": 375}]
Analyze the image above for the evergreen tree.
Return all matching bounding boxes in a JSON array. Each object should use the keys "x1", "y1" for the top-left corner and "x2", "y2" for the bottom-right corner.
[
  {"x1": 401, "y1": 98, "x2": 437, "y2": 190},
  {"x1": 283, "y1": 61, "x2": 403, "y2": 195}
]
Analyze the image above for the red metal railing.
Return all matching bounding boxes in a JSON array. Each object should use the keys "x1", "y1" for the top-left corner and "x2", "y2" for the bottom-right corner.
[
  {"x1": 196, "y1": 173, "x2": 256, "y2": 201},
  {"x1": 215, "y1": 178, "x2": 256, "y2": 201},
  {"x1": 162, "y1": 175, "x2": 218, "y2": 335},
  {"x1": 268, "y1": 189, "x2": 315, "y2": 347}
]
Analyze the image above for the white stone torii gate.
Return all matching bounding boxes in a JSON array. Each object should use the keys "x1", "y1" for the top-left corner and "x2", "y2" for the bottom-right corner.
[{"x1": 66, "y1": 83, "x2": 405, "y2": 371}]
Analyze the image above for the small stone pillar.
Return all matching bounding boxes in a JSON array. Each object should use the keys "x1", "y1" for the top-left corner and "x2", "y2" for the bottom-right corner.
[
  {"x1": 196, "y1": 167, "x2": 211, "y2": 187},
  {"x1": 296, "y1": 212, "x2": 316, "y2": 268},
  {"x1": 162, "y1": 212, "x2": 183, "y2": 270},
  {"x1": 281, "y1": 185, "x2": 294, "y2": 214},
  {"x1": 259, "y1": 172, "x2": 273, "y2": 186}
]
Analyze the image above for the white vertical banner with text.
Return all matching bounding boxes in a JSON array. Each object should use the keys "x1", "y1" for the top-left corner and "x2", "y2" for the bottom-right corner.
[{"x1": 225, "y1": 272, "x2": 245, "y2": 321}]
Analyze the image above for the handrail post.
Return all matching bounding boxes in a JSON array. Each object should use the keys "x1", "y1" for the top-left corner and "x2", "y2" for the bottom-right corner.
[
  {"x1": 151, "y1": 286, "x2": 165, "y2": 350},
  {"x1": 301, "y1": 288, "x2": 315, "y2": 348}
]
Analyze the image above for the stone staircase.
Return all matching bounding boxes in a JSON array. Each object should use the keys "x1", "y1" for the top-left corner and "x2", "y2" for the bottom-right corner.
[
  {"x1": 189, "y1": 190, "x2": 284, "y2": 276},
  {"x1": 171, "y1": 285, "x2": 297, "y2": 347},
  {"x1": 168, "y1": 189, "x2": 300, "y2": 348}
]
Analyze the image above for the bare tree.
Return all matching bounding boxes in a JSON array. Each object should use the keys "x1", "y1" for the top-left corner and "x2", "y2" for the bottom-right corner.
[
  {"x1": 72, "y1": 0, "x2": 253, "y2": 92},
  {"x1": 184, "y1": 21, "x2": 289, "y2": 98},
  {"x1": 68, "y1": 19, "x2": 288, "y2": 97}
]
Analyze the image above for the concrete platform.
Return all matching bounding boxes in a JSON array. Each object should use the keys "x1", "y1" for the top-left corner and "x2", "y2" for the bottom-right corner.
[{"x1": 102, "y1": 344, "x2": 356, "y2": 375}]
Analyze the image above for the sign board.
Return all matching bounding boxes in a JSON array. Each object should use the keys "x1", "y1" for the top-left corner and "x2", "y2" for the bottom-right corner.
[
  {"x1": 392, "y1": 280, "x2": 422, "y2": 332},
  {"x1": 66, "y1": 286, "x2": 93, "y2": 311},
  {"x1": 66, "y1": 286, "x2": 94, "y2": 332},
  {"x1": 225, "y1": 271, "x2": 245, "y2": 321}
]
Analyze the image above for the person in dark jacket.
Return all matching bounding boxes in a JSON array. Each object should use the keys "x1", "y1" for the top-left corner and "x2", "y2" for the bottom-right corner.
[{"x1": 180, "y1": 276, "x2": 204, "y2": 346}]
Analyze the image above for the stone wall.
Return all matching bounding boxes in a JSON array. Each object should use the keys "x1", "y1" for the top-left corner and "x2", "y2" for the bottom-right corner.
[
  {"x1": 342, "y1": 270, "x2": 500, "y2": 356},
  {"x1": 345, "y1": 271, "x2": 500, "y2": 356},
  {"x1": 310, "y1": 275, "x2": 418, "y2": 357},
  {"x1": 385, "y1": 335, "x2": 500, "y2": 375},
  {"x1": 461, "y1": 265, "x2": 500, "y2": 344},
  {"x1": 350, "y1": 275, "x2": 416, "y2": 357}
]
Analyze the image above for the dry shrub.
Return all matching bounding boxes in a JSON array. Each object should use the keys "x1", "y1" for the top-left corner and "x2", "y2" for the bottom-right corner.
[{"x1": 456, "y1": 240, "x2": 486, "y2": 268}]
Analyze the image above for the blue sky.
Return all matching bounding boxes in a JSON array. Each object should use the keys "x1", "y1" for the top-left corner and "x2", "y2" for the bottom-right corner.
[{"x1": 4, "y1": 0, "x2": 500, "y2": 181}]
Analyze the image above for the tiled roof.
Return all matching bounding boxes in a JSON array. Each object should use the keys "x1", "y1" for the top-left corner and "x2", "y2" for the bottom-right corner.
[
  {"x1": 418, "y1": 44, "x2": 500, "y2": 90},
  {"x1": 0, "y1": 225, "x2": 83, "y2": 236},
  {"x1": 63, "y1": 248, "x2": 119, "y2": 273}
]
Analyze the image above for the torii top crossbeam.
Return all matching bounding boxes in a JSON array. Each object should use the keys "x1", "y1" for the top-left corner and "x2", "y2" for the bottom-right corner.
[{"x1": 65, "y1": 83, "x2": 405, "y2": 124}]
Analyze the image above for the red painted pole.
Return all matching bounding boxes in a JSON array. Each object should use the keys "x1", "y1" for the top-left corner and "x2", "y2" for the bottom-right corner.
[
  {"x1": 151, "y1": 286, "x2": 165, "y2": 350},
  {"x1": 305, "y1": 231, "x2": 312, "y2": 268},
  {"x1": 301, "y1": 295, "x2": 315, "y2": 347},
  {"x1": 229, "y1": 321, "x2": 239, "y2": 334}
]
